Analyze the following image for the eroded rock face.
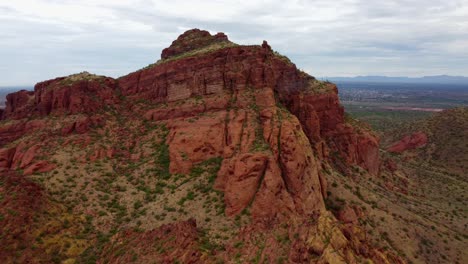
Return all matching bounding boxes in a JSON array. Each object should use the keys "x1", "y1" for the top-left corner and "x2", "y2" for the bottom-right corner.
[
  {"x1": 0, "y1": 29, "x2": 400, "y2": 264},
  {"x1": 34, "y1": 74, "x2": 118, "y2": 117},
  {"x1": 1, "y1": 72, "x2": 118, "y2": 120},
  {"x1": 388, "y1": 132, "x2": 428, "y2": 153},
  {"x1": 119, "y1": 32, "x2": 380, "y2": 180},
  {"x1": 0, "y1": 119, "x2": 49, "y2": 147},
  {"x1": 1, "y1": 29, "x2": 379, "y2": 221},
  {"x1": 119, "y1": 42, "x2": 306, "y2": 102},
  {"x1": 60, "y1": 116, "x2": 104, "y2": 136},
  {"x1": 287, "y1": 91, "x2": 380, "y2": 175},
  {"x1": 161, "y1": 87, "x2": 325, "y2": 220},
  {"x1": 0, "y1": 147, "x2": 15, "y2": 169},
  {"x1": 2, "y1": 30, "x2": 379, "y2": 182},
  {"x1": 2, "y1": 90, "x2": 34, "y2": 119},
  {"x1": 2, "y1": 31, "x2": 378, "y2": 217},
  {"x1": 0, "y1": 141, "x2": 55, "y2": 175}
]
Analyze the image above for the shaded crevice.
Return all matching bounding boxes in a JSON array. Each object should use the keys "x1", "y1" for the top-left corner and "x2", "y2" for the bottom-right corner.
[
  {"x1": 246, "y1": 158, "x2": 269, "y2": 209},
  {"x1": 136, "y1": 71, "x2": 142, "y2": 93},
  {"x1": 222, "y1": 48, "x2": 232, "y2": 91},
  {"x1": 317, "y1": 170, "x2": 328, "y2": 201},
  {"x1": 223, "y1": 97, "x2": 233, "y2": 148},
  {"x1": 237, "y1": 110, "x2": 248, "y2": 155},
  {"x1": 276, "y1": 112, "x2": 292, "y2": 195},
  {"x1": 245, "y1": 68, "x2": 253, "y2": 90},
  {"x1": 162, "y1": 71, "x2": 168, "y2": 98},
  {"x1": 202, "y1": 75, "x2": 207, "y2": 95}
]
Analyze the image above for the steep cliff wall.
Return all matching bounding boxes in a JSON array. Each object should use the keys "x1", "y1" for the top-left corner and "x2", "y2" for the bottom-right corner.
[
  {"x1": 0, "y1": 29, "x2": 399, "y2": 264},
  {"x1": 1, "y1": 29, "x2": 380, "y2": 219},
  {"x1": 118, "y1": 30, "x2": 380, "y2": 178}
]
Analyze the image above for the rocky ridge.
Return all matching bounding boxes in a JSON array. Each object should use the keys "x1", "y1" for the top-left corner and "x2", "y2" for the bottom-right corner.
[{"x1": 0, "y1": 29, "x2": 400, "y2": 263}]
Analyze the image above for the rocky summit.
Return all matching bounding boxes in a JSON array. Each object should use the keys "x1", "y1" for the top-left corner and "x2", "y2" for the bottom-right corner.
[{"x1": 0, "y1": 29, "x2": 404, "y2": 263}]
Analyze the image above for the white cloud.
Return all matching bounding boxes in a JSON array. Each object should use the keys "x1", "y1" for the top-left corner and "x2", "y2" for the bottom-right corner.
[{"x1": 0, "y1": 0, "x2": 467, "y2": 85}]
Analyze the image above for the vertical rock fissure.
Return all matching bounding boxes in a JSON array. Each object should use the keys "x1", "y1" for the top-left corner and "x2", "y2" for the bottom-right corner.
[
  {"x1": 318, "y1": 171, "x2": 327, "y2": 201},
  {"x1": 238, "y1": 110, "x2": 247, "y2": 154},
  {"x1": 223, "y1": 89, "x2": 235, "y2": 147},
  {"x1": 221, "y1": 48, "x2": 232, "y2": 91},
  {"x1": 247, "y1": 158, "x2": 269, "y2": 209},
  {"x1": 136, "y1": 71, "x2": 142, "y2": 93},
  {"x1": 203, "y1": 76, "x2": 207, "y2": 95},
  {"x1": 276, "y1": 112, "x2": 292, "y2": 195}
]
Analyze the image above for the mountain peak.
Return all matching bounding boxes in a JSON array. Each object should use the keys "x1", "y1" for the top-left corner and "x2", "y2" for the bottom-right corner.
[
  {"x1": 0, "y1": 29, "x2": 405, "y2": 264},
  {"x1": 161, "y1": 28, "x2": 231, "y2": 60}
]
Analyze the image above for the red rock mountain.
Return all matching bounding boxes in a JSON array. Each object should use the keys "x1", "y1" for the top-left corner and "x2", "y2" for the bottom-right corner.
[{"x1": 0, "y1": 29, "x2": 400, "y2": 263}]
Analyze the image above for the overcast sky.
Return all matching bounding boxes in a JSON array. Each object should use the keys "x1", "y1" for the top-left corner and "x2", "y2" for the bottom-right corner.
[{"x1": 1, "y1": 0, "x2": 467, "y2": 86}]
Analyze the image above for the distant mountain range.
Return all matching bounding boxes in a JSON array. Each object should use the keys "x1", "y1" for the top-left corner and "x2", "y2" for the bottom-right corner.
[
  {"x1": 2, "y1": 75, "x2": 468, "y2": 89},
  {"x1": 0, "y1": 86, "x2": 32, "y2": 91},
  {"x1": 325, "y1": 75, "x2": 468, "y2": 84}
]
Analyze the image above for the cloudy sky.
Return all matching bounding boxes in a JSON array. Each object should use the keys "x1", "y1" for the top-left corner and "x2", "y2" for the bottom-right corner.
[{"x1": 1, "y1": 0, "x2": 467, "y2": 86}]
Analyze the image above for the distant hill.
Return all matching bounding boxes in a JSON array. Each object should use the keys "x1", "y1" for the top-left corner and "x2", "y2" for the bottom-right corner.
[
  {"x1": 326, "y1": 75, "x2": 468, "y2": 85},
  {"x1": 385, "y1": 107, "x2": 468, "y2": 174}
]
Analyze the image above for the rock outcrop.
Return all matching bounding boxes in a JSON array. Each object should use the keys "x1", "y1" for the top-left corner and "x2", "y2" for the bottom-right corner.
[
  {"x1": 2, "y1": 90, "x2": 34, "y2": 119},
  {"x1": 1, "y1": 72, "x2": 117, "y2": 120},
  {"x1": 161, "y1": 28, "x2": 230, "y2": 60},
  {"x1": 0, "y1": 119, "x2": 48, "y2": 147},
  {"x1": 287, "y1": 92, "x2": 380, "y2": 175},
  {"x1": 0, "y1": 141, "x2": 55, "y2": 175},
  {"x1": 387, "y1": 131, "x2": 428, "y2": 153}
]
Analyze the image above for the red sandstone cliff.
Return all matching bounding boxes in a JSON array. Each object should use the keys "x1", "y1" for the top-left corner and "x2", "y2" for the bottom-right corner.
[
  {"x1": 1, "y1": 72, "x2": 117, "y2": 120},
  {"x1": 118, "y1": 29, "x2": 380, "y2": 177},
  {"x1": 1, "y1": 29, "x2": 380, "y2": 218},
  {"x1": 0, "y1": 29, "x2": 395, "y2": 264}
]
